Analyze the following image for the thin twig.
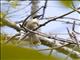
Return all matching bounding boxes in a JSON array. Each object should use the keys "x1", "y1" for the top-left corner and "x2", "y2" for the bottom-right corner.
[
  {"x1": 22, "y1": 6, "x2": 44, "y2": 27},
  {"x1": 56, "y1": 20, "x2": 80, "y2": 26},
  {"x1": 34, "y1": 7, "x2": 80, "y2": 30},
  {"x1": 5, "y1": 33, "x2": 21, "y2": 44},
  {"x1": 7, "y1": 2, "x2": 32, "y2": 15},
  {"x1": 64, "y1": 45, "x2": 77, "y2": 60},
  {"x1": 71, "y1": 2, "x2": 80, "y2": 14},
  {"x1": 41, "y1": 0, "x2": 48, "y2": 19}
]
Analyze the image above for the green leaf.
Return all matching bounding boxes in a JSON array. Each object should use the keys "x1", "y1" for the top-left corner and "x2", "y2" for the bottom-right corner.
[
  {"x1": 1, "y1": 44, "x2": 60, "y2": 60},
  {"x1": 59, "y1": 0, "x2": 73, "y2": 8}
]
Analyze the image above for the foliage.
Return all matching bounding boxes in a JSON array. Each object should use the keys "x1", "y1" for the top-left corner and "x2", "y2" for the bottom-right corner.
[
  {"x1": 8, "y1": 0, "x2": 18, "y2": 8},
  {"x1": 1, "y1": 44, "x2": 61, "y2": 60},
  {"x1": 0, "y1": 33, "x2": 61, "y2": 60},
  {"x1": 59, "y1": 0, "x2": 73, "y2": 8}
]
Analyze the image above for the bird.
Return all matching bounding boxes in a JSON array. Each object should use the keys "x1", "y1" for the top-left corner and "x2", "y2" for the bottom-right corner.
[
  {"x1": 26, "y1": 18, "x2": 39, "y2": 30},
  {"x1": 25, "y1": 16, "x2": 41, "y2": 46}
]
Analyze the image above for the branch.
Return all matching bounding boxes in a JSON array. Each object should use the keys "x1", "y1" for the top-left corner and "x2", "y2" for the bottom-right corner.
[
  {"x1": 35, "y1": 7, "x2": 80, "y2": 30},
  {"x1": 38, "y1": 35, "x2": 80, "y2": 59},
  {"x1": 71, "y1": 2, "x2": 80, "y2": 14},
  {"x1": 41, "y1": 0, "x2": 48, "y2": 19},
  {"x1": 56, "y1": 20, "x2": 80, "y2": 26},
  {"x1": 22, "y1": 6, "x2": 44, "y2": 26},
  {"x1": 7, "y1": 2, "x2": 32, "y2": 15},
  {"x1": 4, "y1": 19, "x2": 80, "y2": 58}
]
